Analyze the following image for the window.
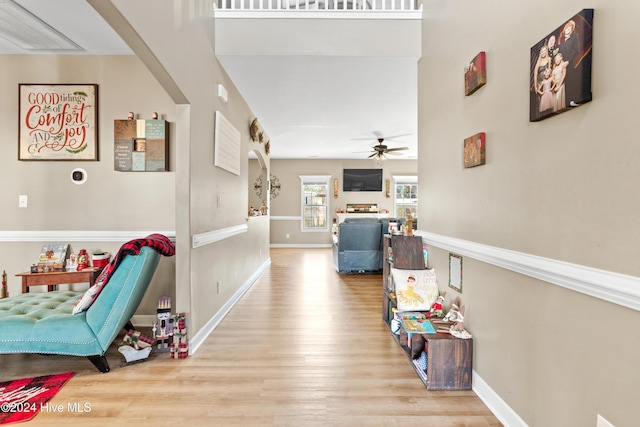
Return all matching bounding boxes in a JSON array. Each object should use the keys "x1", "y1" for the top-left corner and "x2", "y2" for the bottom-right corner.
[
  {"x1": 300, "y1": 175, "x2": 331, "y2": 232},
  {"x1": 393, "y1": 176, "x2": 418, "y2": 219}
]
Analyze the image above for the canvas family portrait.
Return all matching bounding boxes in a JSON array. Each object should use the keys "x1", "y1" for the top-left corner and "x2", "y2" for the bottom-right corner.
[
  {"x1": 529, "y1": 9, "x2": 593, "y2": 122},
  {"x1": 464, "y1": 52, "x2": 486, "y2": 96}
]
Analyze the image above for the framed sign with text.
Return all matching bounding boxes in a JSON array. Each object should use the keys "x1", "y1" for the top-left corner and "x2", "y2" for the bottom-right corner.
[
  {"x1": 18, "y1": 84, "x2": 98, "y2": 161},
  {"x1": 214, "y1": 110, "x2": 241, "y2": 175}
]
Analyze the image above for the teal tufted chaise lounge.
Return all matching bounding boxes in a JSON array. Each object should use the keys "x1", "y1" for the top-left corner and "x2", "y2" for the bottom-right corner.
[{"x1": 0, "y1": 246, "x2": 161, "y2": 373}]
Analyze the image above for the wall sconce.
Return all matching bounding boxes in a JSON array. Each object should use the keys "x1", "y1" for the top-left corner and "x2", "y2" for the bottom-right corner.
[
  {"x1": 334, "y1": 179, "x2": 339, "y2": 198},
  {"x1": 385, "y1": 179, "x2": 391, "y2": 197}
]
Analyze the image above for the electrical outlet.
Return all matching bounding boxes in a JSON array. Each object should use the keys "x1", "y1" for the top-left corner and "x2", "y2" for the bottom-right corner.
[
  {"x1": 18, "y1": 195, "x2": 28, "y2": 208},
  {"x1": 286, "y1": 233, "x2": 290, "y2": 239},
  {"x1": 216, "y1": 280, "x2": 221, "y2": 294},
  {"x1": 597, "y1": 414, "x2": 615, "y2": 427}
]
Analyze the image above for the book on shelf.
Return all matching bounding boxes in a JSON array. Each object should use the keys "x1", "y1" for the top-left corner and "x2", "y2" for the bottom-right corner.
[
  {"x1": 397, "y1": 312, "x2": 436, "y2": 334},
  {"x1": 413, "y1": 359, "x2": 428, "y2": 382},
  {"x1": 402, "y1": 318, "x2": 436, "y2": 334},
  {"x1": 386, "y1": 274, "x2": 394, "y2": 292}
]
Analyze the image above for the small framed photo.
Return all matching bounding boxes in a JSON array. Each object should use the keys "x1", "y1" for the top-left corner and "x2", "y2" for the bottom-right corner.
[
  {"x1": 38, "y1": 243, "x2": 69, "y2": 270},
  {"x1": 464, "y1": 52, "x2": 486, "y2": 96},
  {"x1": 463, "y1": 132, "x2": 486, "y2": 168},
  {"x1": 19, "y1": 84, "x2": 98, "y2": 161},
  {"x1": 449, "y1": 253, "x2": 463, "y2": 293}
]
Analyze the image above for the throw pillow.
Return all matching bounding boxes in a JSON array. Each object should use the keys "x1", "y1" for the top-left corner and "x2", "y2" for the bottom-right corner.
[
  {"x1": 392, "y1": 268, "x2": 439, "y2": 312},
  {"x1": 72, "y1": 269, "x2": 108, "y2": 315}
]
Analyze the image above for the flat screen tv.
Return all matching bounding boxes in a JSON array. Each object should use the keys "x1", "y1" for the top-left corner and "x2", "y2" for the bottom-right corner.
[{"x1": 343, "y1": 169, "x2": 383, "y2": 192}]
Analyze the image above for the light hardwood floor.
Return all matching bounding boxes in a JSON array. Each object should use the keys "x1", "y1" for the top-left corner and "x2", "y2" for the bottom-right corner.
[{"x1": 2, "y1": 248, "x2": 502, "y2": 426}]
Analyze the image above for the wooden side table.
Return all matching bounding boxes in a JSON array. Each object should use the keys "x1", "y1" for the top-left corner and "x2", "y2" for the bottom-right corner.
[{"x1": 15, "y1": 268, "x2": 102, "y2": 294}]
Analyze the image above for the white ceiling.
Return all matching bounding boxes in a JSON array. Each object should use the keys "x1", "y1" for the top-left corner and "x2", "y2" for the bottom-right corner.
[
  {"x1": 0, "y1": 0, "x2": 132, "y2": 55},
  {"x1": 0, "y1": 0, "x2": 418, "y2": 160}
]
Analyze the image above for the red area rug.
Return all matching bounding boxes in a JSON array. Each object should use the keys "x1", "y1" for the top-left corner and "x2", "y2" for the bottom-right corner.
[{"x1": 0, "y1": 372, "x2": 74, "y2": 424}]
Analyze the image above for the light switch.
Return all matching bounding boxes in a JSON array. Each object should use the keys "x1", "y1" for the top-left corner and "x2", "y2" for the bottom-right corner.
[{"x1": 19, "y1": 195, "x2": 28, "y2": 208}]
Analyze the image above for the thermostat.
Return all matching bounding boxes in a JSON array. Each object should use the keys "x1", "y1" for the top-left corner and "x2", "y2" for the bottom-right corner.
[{"x1": 71, "y1": 168, "x2": 87, "y2": 185}]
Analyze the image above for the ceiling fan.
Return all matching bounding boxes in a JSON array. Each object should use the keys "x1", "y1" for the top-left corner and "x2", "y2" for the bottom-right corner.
[{"x1": 367, "y1": 138, "x2": 409, "y2": 159}]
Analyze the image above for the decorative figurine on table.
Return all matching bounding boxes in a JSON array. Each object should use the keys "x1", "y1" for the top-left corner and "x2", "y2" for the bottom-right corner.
[
  {"x1": 442, "y1": 299, "x2": 464, "y2": 323},
  {"x1": 404, "y1": 214, "x2": 414, "y2": 236},
  {"x1": 432, "y1": 298, "x2": 472, "y2": 339},
  {"x1": 427, "y1": 293, "x2": 446, "y2": 318},
  {"x1": 259, "y1": 200, "x2": 268, "y2": 215},
  {"x1": 448, "y1": 305, "x2": 472, "y2": 339},
  {"x1": 152, "y1": 296, "x2": 174, "y2": 352},
  {"x1": 1, "y1": 270, "x2": 8, "y2": 299},
  {"x1": 76, "y1": 249, "x2": 90, "y2": 271},
  {"x1": 66, "y1": 253, "x2": 77, "y2": 271}
]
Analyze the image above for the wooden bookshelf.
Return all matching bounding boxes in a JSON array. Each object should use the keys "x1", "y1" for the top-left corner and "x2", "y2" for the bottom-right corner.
[{"x1": 382, "y1": 234, "x2": 473, "y2": 390}]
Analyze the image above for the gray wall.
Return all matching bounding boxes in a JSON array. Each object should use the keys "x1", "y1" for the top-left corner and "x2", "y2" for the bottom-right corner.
[
  {"x1": 269, "y1": 159, "x2": 417, "y2": 246},
  {"x1": 106, "y1": 0, "x2": 271, "y2": 335},
  {"x1": 419, "y1": 1, "x2": 640, "y2": 426}
]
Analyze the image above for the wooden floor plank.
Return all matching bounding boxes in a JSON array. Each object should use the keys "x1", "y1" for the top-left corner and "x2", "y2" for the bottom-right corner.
[{"x1": 1, "y1": 248, "x2": 502, "y2": 426}]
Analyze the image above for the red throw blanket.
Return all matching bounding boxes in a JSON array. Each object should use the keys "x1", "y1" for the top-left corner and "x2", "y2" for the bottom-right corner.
[
  {"x1": 73, "y1": 234, "x2": 175, "y2": 315},
  {"x1": 95, "y1": 233, "x2": 175, "y2": 288}
]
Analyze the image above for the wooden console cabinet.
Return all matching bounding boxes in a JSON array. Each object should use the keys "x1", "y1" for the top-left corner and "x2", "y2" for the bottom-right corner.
[{"x1": 382, "y1": 234, "x2": 473, "y2": 390}]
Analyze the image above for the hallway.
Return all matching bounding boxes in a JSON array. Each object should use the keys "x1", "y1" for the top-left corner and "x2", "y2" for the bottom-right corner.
[{"x1": 2, "y1": 248, "x2": 501, "y2": 426}]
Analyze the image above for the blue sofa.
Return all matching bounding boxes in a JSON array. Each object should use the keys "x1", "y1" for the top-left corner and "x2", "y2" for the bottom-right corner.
[
  {"x1": 332, "y1": 219, "x2": 383, "y2": 273},
  {"x1": 332, "y1": 217, "x2": 418, "y2": 274},
  {"x1": 0, "y1": 246, "x2": 162, "y2": 373}
]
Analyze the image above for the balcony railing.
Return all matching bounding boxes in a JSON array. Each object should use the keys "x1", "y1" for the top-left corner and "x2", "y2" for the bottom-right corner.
[{"x1": 215, "y1": 0, "x2": 422, "y2": 17}]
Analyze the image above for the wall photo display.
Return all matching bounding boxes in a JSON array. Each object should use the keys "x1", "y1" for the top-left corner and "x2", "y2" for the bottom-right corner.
[
  {"x1": 114, "y1": 119, "x2": 169, "y2": 171},
  {"x1": 530, "y1": 9, "x2": 594, "y2": 122},
  {"x1": 464, "y1": 52, "x2": 486, "y2": 96},
  {"x1": 18, "y1": 84, "x2": 98, "y2": 161},
  {"x1": 463, "y1": 132, "x2": 486, "y2": 168}
]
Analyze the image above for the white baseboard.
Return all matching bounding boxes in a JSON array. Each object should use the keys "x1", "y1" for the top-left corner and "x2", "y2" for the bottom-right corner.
[
  {"x1": 473, "y1": 371, "x2": 529, "y2": 427},
  {"x1": 130, "y1": 314, "x2": 156, "y2": 327},
  {"x1": 188, "y1": 258, "x2": 271, "y2": 355}
]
